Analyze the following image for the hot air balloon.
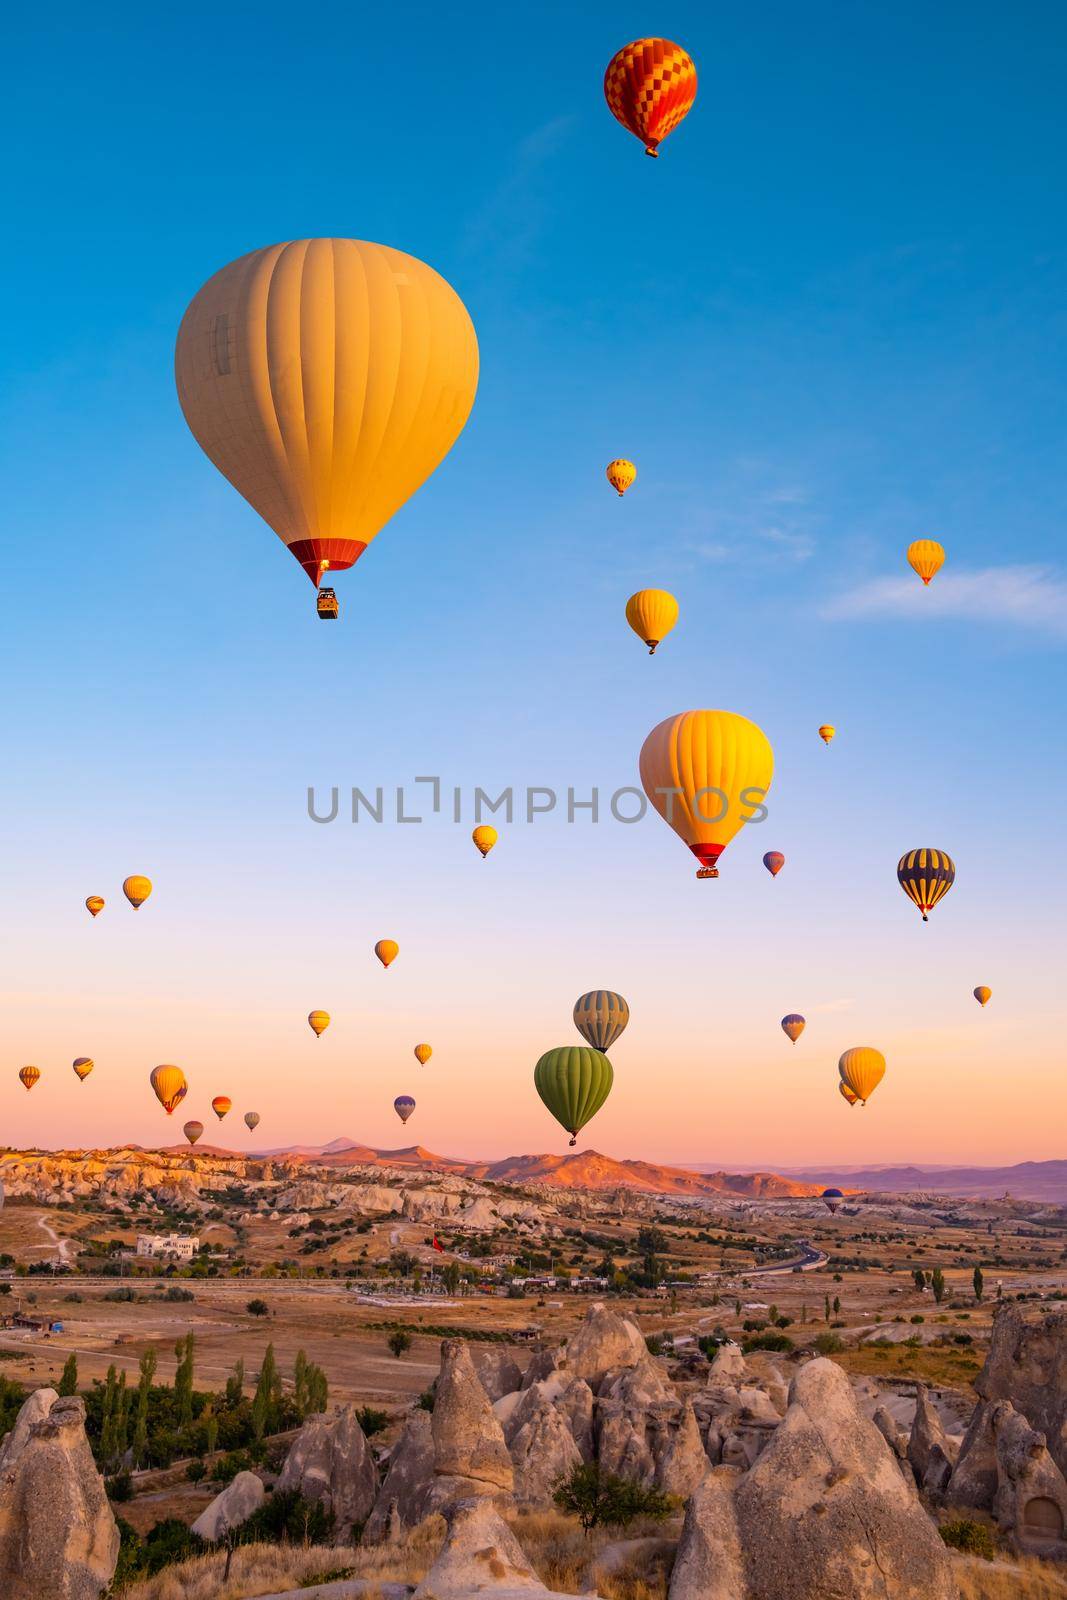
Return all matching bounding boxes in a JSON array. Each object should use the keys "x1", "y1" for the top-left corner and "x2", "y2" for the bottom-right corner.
[
  {"x1": 414, "y1": 1043, "x2": 432, "y2": 1065},
  {"x1": 974, "y1": 986, "x2": 992, "y2": 1007},
  {"x1": 211, "y1": 1095, "x2": 232, "y2": 1120},
  {"x1": 244, "y1": 1111, "x2": 260, "y2": 1133},
  {"x1": 781, "y1": 1014, "x2": 805, "y2": 1044},
  {"x1": 150, "y1": 1065, "x2": 188, "y2": 1116},
  {"x1": 604, "y1": 38, "x2": 697, "y2": 157},
  {"x1": 818, "y1": 725, "x2": 835, "y2": 747},
  {"x1": 85, "y1": 896, "x2": 105, "y2": 918},
  {"x1": 907, "y1": 540, "x2": 945, "y2": 585},
  {"x1": 472, "y1": 825, "x2": 497, "y2": 859},
  {"x1": 72, "y1": 1057, "x2": 94, "y2": 1082},
  {"x1": 639, "y1": 710, "x2": 774, "y2": 878},
  {"x1": 308, "y1": 1010, "x2": 330, "y2": 1039},
  {"x1": 625, "y1": 590, "x2": 679, "y2": 655},
  {"x1": 573, "y1": 991, "x2": 629, "y2": 1052},
  {"x1": 175, "y1": 240, "x2": 479, "y2": 618},
  {"x1": 183, "y1": 1121, "x2": 204, "y2": 1147},
  {"x1": 534, "y1": 1045, "x2": 613, "y2": 1147},
  {"x1": 897, "y1": 849, "x2": 956, "y2": 922},
  {"x1": 606, "y1": 459, "x2": 636, "y2": 496},
  {"x1": 19, "y1": 1066, "x2": 40, "y2": 1092},
  {"x1": 375, "y1": 940, "x2": 399, "y2": 969},
  {"x1": 123, "y1": 875, "x2": 152, "y2": 909},
  {"x1": 839, "y1": 1081, "x2": 859, "y2": 1107},
  {"x1": 838, "y1": 1047, "x2": 886, "y2": 1106},
  {"x1": 821, "y1": 1187, "x2": 844, "y2": 1215},
  {"x1": 763, "y1": 851, "x2": 785, "y2": 877},
  {"x1": 394, "y1": 1095, "x2": 416, "y2": 1125}
]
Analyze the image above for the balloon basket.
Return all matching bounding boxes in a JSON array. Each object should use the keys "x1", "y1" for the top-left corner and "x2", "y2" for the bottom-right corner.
[{"x1": 696, "y1": 867, "x2": 719, "y2": 879}]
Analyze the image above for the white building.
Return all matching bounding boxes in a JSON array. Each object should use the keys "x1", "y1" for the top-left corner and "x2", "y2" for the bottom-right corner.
[{"x1": 136, "y1": 1233, "x2": 199, "y2": 1261}]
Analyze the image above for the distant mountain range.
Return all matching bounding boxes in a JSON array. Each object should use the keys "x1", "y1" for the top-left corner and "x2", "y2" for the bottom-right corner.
[{"x1": 778, "y1": 1160, "x2": 1067, "y2": 1203}]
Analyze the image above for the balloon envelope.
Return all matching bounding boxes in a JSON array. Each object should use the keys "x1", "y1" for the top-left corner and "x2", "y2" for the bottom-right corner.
[
  {"x1": 763, "y1": 851, "x2": 785, "y2": 877},
  {"x1": 534, "y1": 1046, "x2": 613, "y2": 1146},
  {"x1": 973, "y1": 986, "x2": 992, "y2": 1007},
  {"x1": 19, "y1": 1066, "x2": 40, "y2": 1092},
  {"x1": 907, "y1": 539, "x2": 945, "y2": 584},
  {"x1": 244, "y1": 1111, "x2": 260, "y2": 1132},
  {"x1": 839, "y1": 1081, "x2": 859, "y2": 1107},
  {"x1": 175, "y1": 239, "x2": 479, "y2": 592},
  {"x1": 375, "y1": 940, "x2": 399, "y2": 968},
  {"x1": 211, "y1": 1096, "x2": 232, "y2": 1120},
  {"x1": 308, "y1": 1010, "x2": 330, "y2": 1038},
  {"x1": 897, "y1": 849, "x2": 955, "y2": 921},
  {"x1": 85, "y1": 896, "x2": 105, "y2": 917},
  {"x1": 604, "y1": 39, "x2": 697, "y2": 156},
  {"x1": 818, "y1": 725, "x2": 835, "y2": 745},
  {"x1": 183, "y1": 1121, "x2": 204, "y2": 1146},
  {"x1": 394, "y1": 1095, "x2": 416, "y2": 1124},
  {"x1": 472, "y1": 825, "x2": 497, "y2": 859},
  {"x1": 573, "y1": 991, "x2": 630, "y2": 1052},
  {"x1": 838, "y1": 1046, "x2": 886, "y2": 1105},
  {"x1": 123, "y1": 875, "x2": 152, "y2": 909},
  {"x1": 822, "y1": 1187, "x2": 844, "y2": 1214},
  {"x1": 414, "y1": 1043, "x2": 432, "y2": 1065},
  {"x1": 73, "y1": 1057, "x2": 94, "y2": 1081},
  {"x1": 781, "y1": 1014, "x2": 805, "y2": 1044},
  {"x1": 150, "y1": 1064, "x2": 188, "y2": 1115},
  {"x1": 625, "y1": 590, "x2": 678, "y2": 655},
  {"x1": 606, "y1": 459, "x2": 636, "y2": 495},
  {"x1": 639, "y1": 710, "x2": 774, "y2": 878}
]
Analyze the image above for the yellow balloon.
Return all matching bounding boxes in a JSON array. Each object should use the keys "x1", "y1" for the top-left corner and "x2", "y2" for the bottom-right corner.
[
  {"x1": 123, "y1": 875, "x2": 152, "y2": 909},
  {"x1": 606, "y1": 459, "x2": 637, "y2": 496},
  {"x1": 150, "y1": 1064, "x2": 187, "y2": 1115},
  {"x1": 818, "y1": 725, "x2": 835, "y2": 746},
  {"x1": 19, "y1": 1065, "x2": 40, "y2": 1092},
  {"x1": 907, "y1": 539, "x2": 945, "y2": 585},
  {"x1": 838, "y1": 1046, "x2": 886, "y2": 1106},
  {"x1": 176, "y1": 239, "x2": 479, "y2": 599},
  {"x1": 414, "y1": 1043, "x2": 432, "y2": 1065},
  {"x1": 625, "y1": 590, "x2": 679, "y2": 655},
  {"x1": 639, "y1": 710, "x2": 774, "y2": 878},
  {"x1": 85, "y1": 896, "x2": 105, "y2": 918},
  {"x1": 73, "y1": 1057, "x2": 94, "y2": 1082},
  {"x1": 375, "y1": 939, "x2": 399, "y2": 968},
  {"x1": 974, "y1": 986, "x2": 992, "y2": 1007},
  {"x1": 308, "y1": 1010, "x2": 330, "y2": 1038},
  {"x1": 472, "y1": 825, "x2": 498, "y2": 859},
  {"x1": 839, "y1": 1080, "x2": 859, "y2": 1107}
]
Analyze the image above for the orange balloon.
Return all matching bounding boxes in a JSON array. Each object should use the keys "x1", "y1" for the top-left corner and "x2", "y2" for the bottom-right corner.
[
  {"x1": 604, "y1": 39, "x2": 697, "y2": 157},
  {"x1": 150, "y1": 1064, "x2": 188, "y2": 1115},
  {"x1": 375, "y1": 939, "x2": 399, "y2": 969},
  {"x1": 211, "y1": 1095, "x2": 232, "y2": 1120},
  {"x1": 85, "y1": 896, "x2": 105, "y2": 918},
  {"x1": 414, "y1": 1043, "x2": 432, "y2": 1066},
  {"x1": 73, "y1": 1057, "x2": 94, "y2": 1082},
  {"x1": 19, "y1": 1065, "x2": 40, "y2": 1092}
]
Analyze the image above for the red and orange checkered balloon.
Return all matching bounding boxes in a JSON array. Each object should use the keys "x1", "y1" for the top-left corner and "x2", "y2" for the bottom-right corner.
[{"x1": 603, "y1": 37, "x2": 697, "y2": 157}]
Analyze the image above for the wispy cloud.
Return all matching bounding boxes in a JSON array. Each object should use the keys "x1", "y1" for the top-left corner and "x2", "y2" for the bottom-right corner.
[{"x1": 822, "y1": 565, "x2": 1067, "y2": 639}]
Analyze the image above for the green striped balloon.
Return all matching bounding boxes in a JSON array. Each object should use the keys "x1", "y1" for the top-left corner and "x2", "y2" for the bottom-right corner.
[{"x1": 534, "y1": 1045, "x2": 613, "y2": 1147}]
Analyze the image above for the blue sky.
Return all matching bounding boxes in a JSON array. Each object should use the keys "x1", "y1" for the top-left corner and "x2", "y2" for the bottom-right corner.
[{"x1": 2, "y1": 2, "x2": 1065, "y2": 1163}]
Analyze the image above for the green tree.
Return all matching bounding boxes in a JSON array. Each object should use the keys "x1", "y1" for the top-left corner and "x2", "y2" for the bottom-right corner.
[
  {"x1": 174, "y1": 1333, "x2": 195, "y2": 1433},
  {"x1": 913, "y1": 1268, "x2": 927, "y2": 1293},
  {"x1": 224, "y1": 1357, "x2": 245, "y2": 1405},
  {"x1": 441, "y1": 1262, "x2": 461, "y2": 1295},
  {"x1": 204, "y1": 1403, "x2": 218, "y2": 1457},
  {"x1": 388, "y1": 1330, "x2": 412, "y2": 1360},
  {"x1": 132, "y1": 1347, "x2": 157, "y2": 1468},
  {"x1": 57, "y1": 1352, "x2": 79, "y2": 1397},
  {"x1": 824, "y1": 1294, "x2": 831, "y2": 1323},
  {"x1": 553, "y1": 1462, "x2": 672, "y2": 1534},
  {"x1": 252, "y1": 1344, "x2": 279, "y2": 1441},
  {"x1": 247, "y1": 1299, "x2": 269, "y2": 1317},
  {"x1": 931, "y1": 1267, "x2": 946, "y2": 1305},
  {"x1": 973, "y1": 1266, "x2": 984, "y2": 1302},
  {"x1": 832, "y1": 1296, "x2": 841, "y2": 1315}
]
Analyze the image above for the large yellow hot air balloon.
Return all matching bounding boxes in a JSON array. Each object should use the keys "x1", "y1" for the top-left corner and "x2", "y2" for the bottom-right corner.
[
  {"x1": 472, "y1": 825, "x2": 497, "y2": 859},
  {"x1": 604, "y1": 39, "x2": 697, "y2": 157},
  {"x1": 19, "y1": 1066, "x2": 40, "y2": 1092},
  {"x1": 123, "y1": 875, "x2": 152, "y2": 909},
  {"x1": 907, "y1": 540, "x2": 945, "y2": 585},
  {"x1": 211, "y1": 1095, "x2": 232, "y2": 1120},
  {"x1": 85, "y1": 896, "x2": 105, "y2": 918},
  {"x1": 838, "y1": 1046, "x2": 886, "y2": 1106},
  {"x1": 150, "y1": 1065, "x2": 187, "y2": 1116},
  {"x1": 375, "y1": 940, "x2": 399, "y2": 969},
  {"x1": 175, "y1": 239, "x2": 479, "y2": 615},
  {"x1": 818, "y1": 725, "x2": 835, "y2": 747},
  {"x1": 973, "y1": 986, "x2": 992, "y2": 1007},
  {"x1": 606, "y1": 459, "x2": 636, "y2": 496},
  {"x1": 414, "y1": 1043, "x2": 432, "y2": 1066},
  {"x1": 639, "y1": 710, "x2": 774, "y2": 878},
  {"x1": 183, "y1": 1120, "x2": 204, "y2": 1147},
  {"x1": 839, "y1": 1080, "x2": 859, "y2": 1107},
  {"x1": 73, "y1": 1057, "x2": 94, "y2": 1082},
  {"x1": 625, "y1": 590, "x2": 679, "y2": 656},
  {"x1": 897, "y1": 849, "x2": 956, "y2": 922},
  {"x1": 308, "y1": 1010, "x2": 330, "y2": 1039}
]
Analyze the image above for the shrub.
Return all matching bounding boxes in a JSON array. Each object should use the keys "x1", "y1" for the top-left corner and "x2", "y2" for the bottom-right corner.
[
  {"x1": 103, "y1": 1287, "x2": 136, "y2": 1302},
  {"x1": 553, "y1": 1461, "x2": 673, "y2": 1534},
  {"x1": 356, "y1": 1406, "x2": 389, "y2": 1437},
  {"x1": 106, "y1": 1469, "x2": 134, "y2": 1502},
  {"x1": 186, "y1": 1459, "x2": 206, "y2": 1482},
  {"x1": 812, "y1": 1332, "x2": 844, "y2": 1355},
  {"x1": 238, "y1": 1488, "x2": 334, "y2": 1546},
  {"x1": 211, "y1": 1448, "x2": 253, "y2": 1483},
  {"x1": 939, "y1": 1518, "x2": 996, "y2": 1559},
  {"x1": 164, "y1": 1285, "x2": 195, "y2": 1302},
  {"x1": 416, "y1": 1389, "x2": 435, "y2": 1412},
  {"x1": 247, "y1": 1298, "x2": 269, "y2": 1317},
  {"x1": 742, "y1": 1331, "x2": 794, "y2": 1354},
  {"x1": 387, "y1": 1330, "x2": 412, "y2": 1359}
]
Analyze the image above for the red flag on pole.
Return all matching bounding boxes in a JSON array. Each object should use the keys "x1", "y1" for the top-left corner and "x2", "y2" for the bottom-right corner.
[{"x1": 432, "y1": 1235, "x2": 444, "y2": 1252}]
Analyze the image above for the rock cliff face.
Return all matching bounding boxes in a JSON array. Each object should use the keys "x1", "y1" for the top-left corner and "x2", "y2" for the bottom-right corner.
[
  {"x1": 190, "y1": 1469, "x2": 265, "y2": 1541},
  {"x1": 976, "y1": 1306, "x2": 1067, "y2": 1477},
  {"x1": 0, "y1": 1393, "x2": 119, "y2": 1599},
  {"x1": 430, "y1": 1339, "x2": 514, "y2": 1511},
  {"x1": 276, "y1": 1404, "x2": 378, "y2": 1536}
]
